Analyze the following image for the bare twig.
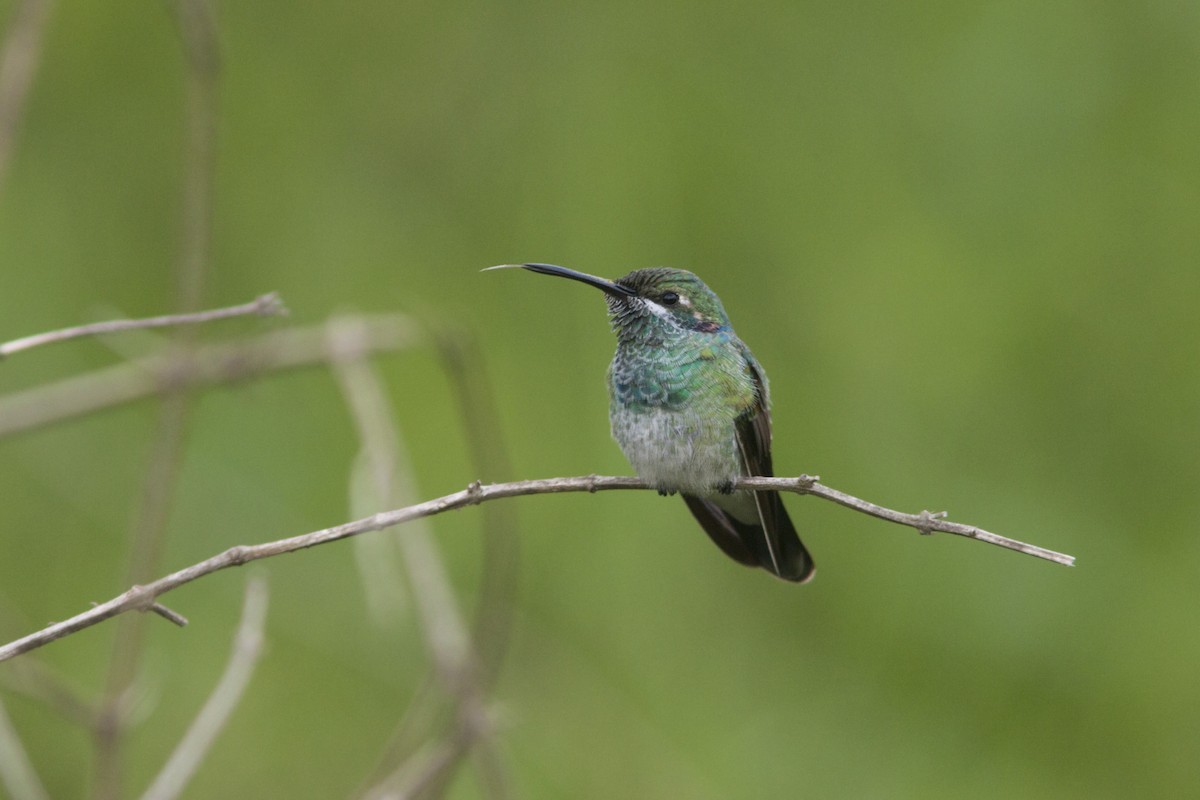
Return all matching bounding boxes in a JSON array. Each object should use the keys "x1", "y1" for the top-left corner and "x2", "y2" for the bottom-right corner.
[
  {"x1": 139, "y1": 578, "x2": 268, "y2": 800},
  {"x1": 0, "y1": 475, "x2": 1073, "y2": 664},
  {"x1": 756, "y1": 476, "x2": 1076, "y2": 564},
  {"x1": 149, "y1": 604, "x2": 189, "y2": 628},
  {"x1": 0, "y1": 698, "x2": 49, "y2": 800},
  {"x1": 0, "y1": 0, "x2": 54, "y2": 197},
  {"x1": 0, "y1": 313, "x2": 422, "y2": 440},
  {"x1": 0, "y1": 293, "x2": 286, "y2": 359}
]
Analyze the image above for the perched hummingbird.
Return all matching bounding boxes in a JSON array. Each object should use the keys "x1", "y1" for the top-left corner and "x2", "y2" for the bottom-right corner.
[{"x1": 489, "y1": 263, "x2": 815, "y2": 583}]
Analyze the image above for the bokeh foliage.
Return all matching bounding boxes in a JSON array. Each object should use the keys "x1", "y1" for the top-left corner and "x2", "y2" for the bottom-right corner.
[{"x1": 0, "y1": 0, "x2": 1197, "y2": 797}]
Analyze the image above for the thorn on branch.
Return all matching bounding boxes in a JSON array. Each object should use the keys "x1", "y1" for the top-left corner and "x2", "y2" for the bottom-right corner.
[
  {"x1": 916, "y1": 509, "x2": 948, "y2": 536},
  {"x1": 150, "y1": 603, "x2": 189, "y2": 627}
]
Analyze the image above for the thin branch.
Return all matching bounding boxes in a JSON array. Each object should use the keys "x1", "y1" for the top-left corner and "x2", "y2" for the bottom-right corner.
[
  {"x1": 0, "y1": 475, "x2": 1073, "y2": 664},
  {"x1": 767, "y1": 477, "x2": 1073, "y2": 561},
  {"x1": 0, "y1": 293, "x2": 285, "y2": 359},
  {"x1": 149, "y1": 604, "x2": 188, "y2": 627},
  {"x1": 0, "y1": 698, "x2": 50, "y2": 800},
  {"x1": 138, "y1": 577, "x2": 268, "y2": 800},
  {"x1": 0, "y1": 313, "x2": 422, "y2": 439},
  {"x1": 0, "y1": 0, "x2": 54, "y2": 198}
]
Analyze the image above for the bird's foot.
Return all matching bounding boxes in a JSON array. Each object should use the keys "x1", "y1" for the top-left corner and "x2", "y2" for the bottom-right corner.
[
  {"x1": 656, "y1": 487, "x2": 678, "y2": 497},
  {"x1": 716, "y1": 480, "x2": 735, "y2": 495}
]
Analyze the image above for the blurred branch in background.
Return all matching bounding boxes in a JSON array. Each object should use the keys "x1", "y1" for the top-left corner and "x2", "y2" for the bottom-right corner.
[
  {"x1": 430, "y1": 326, "x2": 519, "y2": 689},
  {"x1": 0, "y1": 697, "x2": 49, "y2": 800},
  {"x1": 329, "y1": 317, "x2": 509, "y2": 800},
  {"x1": 0, "y1": 293, "x2": 286, "y2": 359},
  {"x1": 0, "y1": 473, "x2": 1074, "y2": 664},
  {"x1": 0, "y1": 6, "x2": 67, "y2": 797},
  {"x1": 169, "y1": 0, "x2": 219, "y2": 317},
  {"x1": 139, "y1": 578, "x2": 268, "y2": 800},
  {"x1": 0, "y1": 301, "x2": 434, "y2": 795},
  {"x1": 357, "y1": 324, "x2": 521, "y2": 800},
  {"x1": 0, "y1": 302, "x2": 498, "y2": 799},
  {"x1": 0, "y1": 299, "x2": 511, "y2": 798},
  {"x1": 92, "y1": 1, "x2": 221, "y2": 796},
  {"x1": 0, "y1": 0, "x2": 53, "y2": 198},
  {"x1": 0, "y1": 660, "x2": 95, "y2": 730},
  {"x1": 0, "y1": 313, "x2": 422, "y2": 438},
  {"x1": 0, "y1": 292, "x2": 509, "y2": 799}
]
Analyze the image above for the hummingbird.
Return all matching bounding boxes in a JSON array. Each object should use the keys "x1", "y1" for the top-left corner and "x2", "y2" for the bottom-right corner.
[{"x1": 489, "y1": 263, "x2": 815, "y2": 583}]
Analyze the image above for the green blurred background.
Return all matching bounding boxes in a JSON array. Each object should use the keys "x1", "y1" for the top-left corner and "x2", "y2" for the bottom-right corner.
[{"x1": 1, "y1": 0, "x2": 1197, "y2": 797}]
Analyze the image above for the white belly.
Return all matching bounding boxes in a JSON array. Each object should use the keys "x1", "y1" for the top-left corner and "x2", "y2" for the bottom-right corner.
[{"x1": 609, "y1": 405, "x2": 742, "y2": 495}]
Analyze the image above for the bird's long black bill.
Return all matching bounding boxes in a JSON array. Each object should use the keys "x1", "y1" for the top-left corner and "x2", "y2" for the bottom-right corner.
[{"x1": 485, "y1": 263, "x2": 635, "y2": 298}]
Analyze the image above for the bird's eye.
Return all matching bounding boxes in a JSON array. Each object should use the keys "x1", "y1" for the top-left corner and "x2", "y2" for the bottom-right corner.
[{"x1": 661, "y1": 291, "x2": 680, "y2": 305}]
